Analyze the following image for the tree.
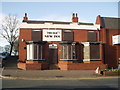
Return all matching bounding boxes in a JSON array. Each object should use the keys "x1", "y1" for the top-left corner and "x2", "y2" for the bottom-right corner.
[
  {"x1": 0, "y1": 14, "x2": 20, "y2": 56},
  {"x1": 13, "y1": 39, "x2": 19, "y2": 56}
]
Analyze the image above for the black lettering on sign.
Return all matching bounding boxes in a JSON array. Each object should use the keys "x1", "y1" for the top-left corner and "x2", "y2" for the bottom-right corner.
[
  {"x1": 45, "y1": 35, "x2": 53, "y2": 38},
  {"x1": 50, "y1": 35, "x2": 52, "y2": 37},
  {"x1": 54, "y1": 35, "x2": 60, "y2": 38},
  {"x1": 47, "y1": 32, "x2": 52, "y2": 34}
]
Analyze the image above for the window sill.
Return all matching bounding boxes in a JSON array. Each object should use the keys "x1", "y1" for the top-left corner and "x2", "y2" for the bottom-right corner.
[{"x1": 60, "y1": 59, "x2": 77, "y2": 61}]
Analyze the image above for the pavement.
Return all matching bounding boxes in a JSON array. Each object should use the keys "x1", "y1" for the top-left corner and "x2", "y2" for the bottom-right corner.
[
  {"x1": 0, "y1": 56, "x2": 119, "y2": 80},
  {"x1": 0, "y1": 67, "x2": 119, "y2": 80}
]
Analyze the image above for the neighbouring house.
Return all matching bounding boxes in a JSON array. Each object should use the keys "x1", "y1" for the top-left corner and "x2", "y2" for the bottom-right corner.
[{"x1": 17, "y1": 13, "x2": 120, "y2": 70}]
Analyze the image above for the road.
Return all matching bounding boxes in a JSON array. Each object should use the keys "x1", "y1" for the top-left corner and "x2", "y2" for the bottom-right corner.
[{"x1": 2, "y1": 78, "x2": 119, "y2": 90}]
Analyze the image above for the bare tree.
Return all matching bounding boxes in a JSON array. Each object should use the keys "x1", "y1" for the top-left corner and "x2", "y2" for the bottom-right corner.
[
  {"x1": 0, "y1": 14, "x2": 19, "y2": 56},
  {"x1": 13, "y1": 39, "x2": 19, "y2": 56}
]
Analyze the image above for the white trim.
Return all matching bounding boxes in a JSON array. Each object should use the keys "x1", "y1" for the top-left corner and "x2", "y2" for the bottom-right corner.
[
  {"x1": 83, "y1": 59, "x2": 90, "y2": 61},
  {"x1": 64, "y1": 30, "x2": 72, "y2": 32},
  {"x1": 29, "y1": 44, "x2": 34, "y2": 60},
  {"x1": 27, "y1": 45, "x2": 29, "y2": 60},
  {"x1": 32, "y1": 30, "x2": 41, "y2": 31},
  {"x1": 81, "y1": 42, "x2": 90, "y2": 46},
  {"x1": 83, "y1": 59, "x2": 101, "y2": 61},
  {"x1": 20, "y1": 22, "x2": 100, "y2": 30}
]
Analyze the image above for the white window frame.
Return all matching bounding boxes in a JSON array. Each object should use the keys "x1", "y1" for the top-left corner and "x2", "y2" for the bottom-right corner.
[{"x1": 27, "y1": 44, "x2": 44, "y2": 60}]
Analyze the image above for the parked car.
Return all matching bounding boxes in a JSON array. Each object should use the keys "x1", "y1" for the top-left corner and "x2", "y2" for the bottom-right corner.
[{"x1": 0, "y1": 52, "x2": 9, "y2": 67}]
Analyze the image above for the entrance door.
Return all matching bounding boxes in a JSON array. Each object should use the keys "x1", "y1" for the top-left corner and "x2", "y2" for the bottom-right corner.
[{"x1": 49, "y1": 44, "x2": 58, "y2": 64}]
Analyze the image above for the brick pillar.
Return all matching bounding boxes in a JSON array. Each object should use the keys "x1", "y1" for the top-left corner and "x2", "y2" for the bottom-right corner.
[
  {"x1": 102, "y1": 28, "x2": 107, "y2": 43},
  {"x1": 100, "y1": 43, "x2": 104, "y2": 63}
]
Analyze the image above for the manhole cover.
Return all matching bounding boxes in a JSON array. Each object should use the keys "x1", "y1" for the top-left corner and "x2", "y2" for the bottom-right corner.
[
  {"x1": 4, "y1": 75, "x2": 11, "y2": 77},
  {"x1": 56, "y1": 76, "x2": 64, "y2": 78}
]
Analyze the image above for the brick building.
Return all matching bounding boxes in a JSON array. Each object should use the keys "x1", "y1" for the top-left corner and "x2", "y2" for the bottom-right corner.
[{"x1": 17, "y1": 13, "x2": 120, "y2": 70}]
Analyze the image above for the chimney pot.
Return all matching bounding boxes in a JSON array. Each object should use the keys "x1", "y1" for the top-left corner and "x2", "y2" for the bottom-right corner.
[
  {"x1": 72, "y1": 13, "x2": 78, "y2": 23},
  {"x1": 23, "y1": 13, "x2": 28, "y2": 21},
  {"x1": 76, "y1": 13, "x2": 78, "y2": 17},
  {"x1": 72, "y1": 13, "x2": 75, "y2": 17},
  {"x1": 25, "y1": 13, "x2": 27, "y2": 17}
]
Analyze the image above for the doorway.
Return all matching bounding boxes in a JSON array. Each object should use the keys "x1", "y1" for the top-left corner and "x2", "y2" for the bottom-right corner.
[{"x1": 49, "y1": 44, "x2": 58, "y2": 64}]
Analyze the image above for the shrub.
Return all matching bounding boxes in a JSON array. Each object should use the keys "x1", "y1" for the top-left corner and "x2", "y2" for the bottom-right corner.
[{"x1": 103, "y1": 69, "x2": 120, "y2": 72}]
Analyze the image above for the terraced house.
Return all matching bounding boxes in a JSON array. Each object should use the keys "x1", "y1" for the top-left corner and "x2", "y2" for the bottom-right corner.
[{"x1": 18, "y1": 13, "x2": 120, "y2": 70}]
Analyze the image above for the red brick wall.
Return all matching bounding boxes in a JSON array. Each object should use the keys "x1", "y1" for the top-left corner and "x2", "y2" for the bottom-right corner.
[
  {"x1": 73, "y1": 30, "x2": 88, "y2": 42},
  {"x1": 17, "y1": 61, "x2": 49, "y2": 70},
  {"x1": 58, "y1": 61, "x2": 107, "y2": 70},
  {"x1": 19, "y1": 29, "x2": 32, "y2": 61},
  {"x1": 67, "y1": 63, "x2": 107, "y2": 70},
  {"x1": 17, "y1": 62, "x2": 26, "y2": 70},
  {"x1": 100, "y1": 28, "x2": 120, "y2": 68}
]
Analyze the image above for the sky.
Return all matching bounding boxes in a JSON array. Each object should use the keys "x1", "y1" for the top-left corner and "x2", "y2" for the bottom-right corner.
[{"x1": 0, "y1": 1, "x2": 119, "y2": 47}]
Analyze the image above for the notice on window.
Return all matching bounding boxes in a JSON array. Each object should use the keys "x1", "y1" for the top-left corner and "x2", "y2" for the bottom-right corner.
[
  {"x1": 112, "y1": 35, "x2": 120, "y2": 44},
  {"x1": 43, "y1": 30, "x2": 62, "y2": 41}
]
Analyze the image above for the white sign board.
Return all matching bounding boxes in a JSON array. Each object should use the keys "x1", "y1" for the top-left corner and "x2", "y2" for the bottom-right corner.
[
  {"x1": 43, "y1": 30, "x2": 62, "y2": 41},
  {"x1": 112, "y1": 35, "x2": 120, "y2": 44}
]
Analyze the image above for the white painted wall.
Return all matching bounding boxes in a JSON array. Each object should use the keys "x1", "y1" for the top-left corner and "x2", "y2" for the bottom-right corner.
[{"x1": 20, "y1": 22, "x2": 100, "y2": 30}]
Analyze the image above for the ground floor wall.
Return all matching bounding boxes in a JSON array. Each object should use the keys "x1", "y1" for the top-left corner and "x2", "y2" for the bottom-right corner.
[
  {"x1": 58, "y1": 61, "x2": 107, "y2": 70},
  {"x1": 18, "y1": 41, "x2": 109, "y2": 70}
]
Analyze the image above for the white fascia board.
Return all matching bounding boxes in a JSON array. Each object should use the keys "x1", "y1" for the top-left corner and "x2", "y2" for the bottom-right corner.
[{"x1": 20, "y1": 22, "x2": 100, "y2": 30}]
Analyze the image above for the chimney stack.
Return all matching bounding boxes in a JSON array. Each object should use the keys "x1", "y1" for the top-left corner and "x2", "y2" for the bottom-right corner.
[
  {"x1": 23, "y1": 13, "x2": 28, "y2": 21},
  {"x1": 72, "y1": 13, "x2": 78, "y2": 23}
]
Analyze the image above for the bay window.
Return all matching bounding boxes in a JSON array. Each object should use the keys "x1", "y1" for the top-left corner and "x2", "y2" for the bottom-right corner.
[
  {"x1": 59, "y1": 41, "x2": 77, "y2": 60},
  {"x1": 26, "y1": 41, "x2": 47, "y2": 60}
]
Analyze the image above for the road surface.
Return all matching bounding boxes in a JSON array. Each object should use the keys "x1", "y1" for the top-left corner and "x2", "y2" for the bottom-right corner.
[{"x1": 2, "y1": 78, "x2": 119, "y2": 90}]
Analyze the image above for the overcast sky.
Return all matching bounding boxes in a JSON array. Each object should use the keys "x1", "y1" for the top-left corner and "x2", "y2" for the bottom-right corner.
[{"x1": 0, "y1": 1, "x2": 119, "y2": 47}]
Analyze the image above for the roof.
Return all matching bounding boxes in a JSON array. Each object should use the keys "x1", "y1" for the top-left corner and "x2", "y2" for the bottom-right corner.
[
  {"x1": 21, "y1": 19, "x2": 99, "y2": 30},
  {"x1": 101, "y1": 17, "x2": 120, "y2": 29},
  {"x1": 23, "y1": 20, "x2": 94, "y2": 25}
]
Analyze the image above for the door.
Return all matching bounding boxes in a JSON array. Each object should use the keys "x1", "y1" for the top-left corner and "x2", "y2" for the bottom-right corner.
[{"x1": 49, "y1": 44, "x2": 58, "y2": 64}]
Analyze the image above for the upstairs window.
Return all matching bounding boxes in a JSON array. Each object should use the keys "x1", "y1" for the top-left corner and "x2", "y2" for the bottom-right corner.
[
  {"x1": 32, "y1": 30, "x2": 42, "y2": 41},
  {"x1": 63, "y1": 30, "x2": 73, "y2": 41},
  {"x1": 88, "y1": 31, "x2": 97, "y2": 42}
]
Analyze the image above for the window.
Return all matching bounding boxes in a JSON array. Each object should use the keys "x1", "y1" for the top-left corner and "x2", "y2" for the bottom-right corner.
[
  {"x1": 88, "y1": 31, "x2": 96, "y2": 42},
  {"x1": 63, "y1": 30, "x2": 73, "y2": 41},
  {"x1": 90, "y1": 44, "x2": 100, "y2": 59},
  {"x1": 82, "y1": 42, "x2": 101, "y2": 61},
  {"x1": 32, "y1": 30, "x2": 42, "y2": 42},
  {"x1": 60, "y1": 44, "x2": 77, "y2": 60},
  {"x1": 27, "y1": 44, "x2": 44, "y2": 60}
]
